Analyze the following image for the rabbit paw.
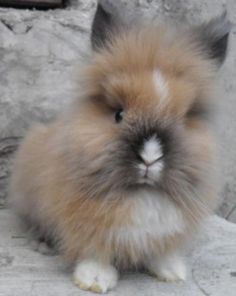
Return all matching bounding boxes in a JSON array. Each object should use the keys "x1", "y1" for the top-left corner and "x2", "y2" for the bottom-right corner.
[
  {"x1": 73, "y1": 259, "x2": 118, "y2": 293},
  {"x1": 29, "y1": 239, "x2": 56, "y2": 256},
  {"x1": 147, "y1": 254, "x2": 187, "y2": 282}
]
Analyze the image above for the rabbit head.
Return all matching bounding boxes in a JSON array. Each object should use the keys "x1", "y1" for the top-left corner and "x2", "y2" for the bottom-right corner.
[{"x1": 71, "y1": 5, "x2": 230, "y2": 210}]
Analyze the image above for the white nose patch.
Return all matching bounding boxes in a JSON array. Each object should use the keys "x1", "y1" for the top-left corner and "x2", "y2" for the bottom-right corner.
[{"x1": 140, "y1": 136, "x2": 163, "y2": 165}]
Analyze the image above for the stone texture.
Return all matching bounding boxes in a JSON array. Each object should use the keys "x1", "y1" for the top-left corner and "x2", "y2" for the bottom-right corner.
[
  {"x1": 0, "y1": 0, "x2": 96, "y2": 203},
  {"x1": 0, "y1": 0, "x2": 235, "y2": 221},
  {"x1": 0, "y1": 208, "x2": 236, "y2": 296}
]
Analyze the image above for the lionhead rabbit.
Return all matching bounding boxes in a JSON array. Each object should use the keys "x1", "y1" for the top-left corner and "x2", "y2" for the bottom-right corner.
[{"x1": 9, "y1": 2, "x2": 230, "y2": 294}]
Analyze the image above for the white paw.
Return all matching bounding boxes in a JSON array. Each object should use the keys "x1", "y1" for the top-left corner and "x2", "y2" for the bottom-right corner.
[
  {"x1": 73, "y1": 259, "x2": 118, "y2": 293},
  {"x1": 147, "y1": 254, "x2": 187, "y2": 282}
]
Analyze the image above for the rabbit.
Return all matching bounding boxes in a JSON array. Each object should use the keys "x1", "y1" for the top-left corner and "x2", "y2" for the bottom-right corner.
[{"x1": 9, "y1": 2, "x2": 231, "y2": 294}]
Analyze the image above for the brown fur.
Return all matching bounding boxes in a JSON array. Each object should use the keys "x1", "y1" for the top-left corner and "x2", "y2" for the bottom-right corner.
[{"x1": 9, "y1": 24, "x2": 221, "y2": 268}]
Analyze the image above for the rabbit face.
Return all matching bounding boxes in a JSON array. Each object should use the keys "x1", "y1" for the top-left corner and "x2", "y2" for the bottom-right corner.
[{"x1": 73, "y1": 28, "x2": 216, "y2": 198}]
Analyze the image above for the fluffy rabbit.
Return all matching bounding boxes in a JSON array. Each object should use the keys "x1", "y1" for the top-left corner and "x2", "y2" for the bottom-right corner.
[{"x1": 9, "y1": 3, "x2": 230, "y2": 293}]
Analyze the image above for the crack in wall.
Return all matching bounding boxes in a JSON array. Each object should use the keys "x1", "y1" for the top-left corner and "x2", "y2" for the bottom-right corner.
[
  {"x1": 0, "y1": 0, "x2": 66, "y2": 10},
  {"x1": 1, "y1": 19, "x2": 32, "y2": 34},
  {"x1": 0, "y1": 137, "x2": 22, "y2": 155}
]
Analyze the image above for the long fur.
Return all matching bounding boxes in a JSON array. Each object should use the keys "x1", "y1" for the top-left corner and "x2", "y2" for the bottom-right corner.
[{"x1": 9, "y1": 6, "x2": 229, "y2": 274}]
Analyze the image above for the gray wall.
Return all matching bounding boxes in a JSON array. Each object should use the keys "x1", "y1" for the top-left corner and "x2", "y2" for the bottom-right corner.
[{"x1": 0, "y1": 0, "x2": 235, "y2": 221}]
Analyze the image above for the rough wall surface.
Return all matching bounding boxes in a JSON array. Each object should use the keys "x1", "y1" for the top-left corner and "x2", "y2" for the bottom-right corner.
[{"x1": 0, "y1": 0, "x2": 235, "y2": 221}]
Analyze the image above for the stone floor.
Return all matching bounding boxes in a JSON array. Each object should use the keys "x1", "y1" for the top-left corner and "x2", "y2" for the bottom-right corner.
[{"x1": 0, "y1": 207, "x2": 236, "y2": 296}]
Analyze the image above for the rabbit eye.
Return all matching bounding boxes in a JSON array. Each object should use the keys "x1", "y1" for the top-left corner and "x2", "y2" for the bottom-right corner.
[{"x1": 115, "y1": 108, "x2": 123, "y2": 123}]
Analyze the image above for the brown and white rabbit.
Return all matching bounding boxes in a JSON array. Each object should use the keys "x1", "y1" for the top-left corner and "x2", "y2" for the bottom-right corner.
[{"x1": 9, "y1": 2, "x2": 231, "y2": 294}]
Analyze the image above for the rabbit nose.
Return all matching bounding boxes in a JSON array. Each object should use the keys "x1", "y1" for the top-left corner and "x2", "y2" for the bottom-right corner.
[{"x1": 139, "y1": 136, "x2": 163, "y2": 166}]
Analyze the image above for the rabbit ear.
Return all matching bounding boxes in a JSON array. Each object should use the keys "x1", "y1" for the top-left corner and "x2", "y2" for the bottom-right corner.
[
  {"x1": 91, "y1": 2, "x2": 120, "y2": 50},
  {"x1": 194, "y1": 12, "x2": 232, "y2": 66}
]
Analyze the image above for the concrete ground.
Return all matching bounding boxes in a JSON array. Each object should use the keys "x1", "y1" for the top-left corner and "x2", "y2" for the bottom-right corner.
[{"x1": 0, "y1": 207, "x2": 236, "y2": 296}]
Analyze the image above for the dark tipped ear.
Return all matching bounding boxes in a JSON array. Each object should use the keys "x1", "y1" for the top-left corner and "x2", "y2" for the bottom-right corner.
[
  {"x1": 195, "y1": 12, "x2": 231, "y2": 66},
  {"x1": 91, "y1": 2, "x2": 119, "y2": 50}
]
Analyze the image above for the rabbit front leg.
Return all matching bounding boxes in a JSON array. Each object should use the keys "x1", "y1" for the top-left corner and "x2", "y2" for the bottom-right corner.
[
  {"x1": 146, "y1": 252, "x2": 187, "y2": 282},
  {"x1": 73, "y1": 259, "x2": 119, "y2": 293}
]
